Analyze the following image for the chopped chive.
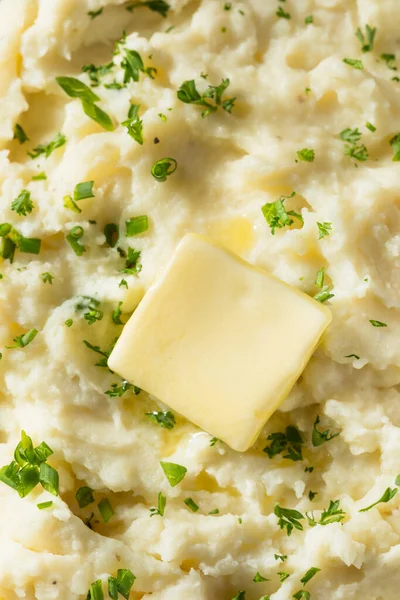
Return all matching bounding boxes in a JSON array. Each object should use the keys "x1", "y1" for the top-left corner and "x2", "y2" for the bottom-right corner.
[
  {"x1": 37, "y1": 500, "x2": 53, "y2": 509},
  {"x1": 98, "y1": 498, "x2": 114, "y2": 522},
  {"x1": 125, "y1": 215, "x2": 149, "y2": 236}
]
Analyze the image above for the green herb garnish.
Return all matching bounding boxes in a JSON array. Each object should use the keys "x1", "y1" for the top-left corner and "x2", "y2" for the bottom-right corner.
[
  {"x1": 28, "y1": 132, "x2": 66, "y2": 159},
  {"x1": 263, "y1": 426, "x2": 304, "y2": 461},
  {"x1": 177, "y1": 78, "x2": 235, "y2": 117},
  {"x1": 369, "y1": 319, "x2": 387, "y2": 327},
  {"x1": 120, "y1": 247, "x2": 142, "y2": 274},
  {"x1": 7, "y1": 328, "x2": 38, "y2": 349},
  {"x1": 98, "y1": 498, "x2": 114, "y2": 522},
  {"x1": 14, "y1": 124, "x2": 29, "y2": 144},
  {"x1": 276, "y1": 6, "x2": 290, "y2": 19},
  {"x1": 122, "y1": 104, "x2": 143, "y2": 145},
  {"x1": 37, "y1": 501, "x2": 53, "y2": 509},
  {"x1": 359, "y1": 487, "x2": 397, "y2": 512},
  {"x1": 104, "y1": 223, "x2": 119, "y2": 247},
  {"x1": 274, "y1": 504, "x2": 304, "y2": 536},
  {"x1": 312, "y1": 416, "x2": 339, "y2": 447},
  {"x1": 150, "y1": 491, "x2": 166, "y2": 516},
  {"x1": 261, "y1": 192, "x2": 303, "y2": 235},
  {"x1": 278, "y1": 571, "x2": 290, "y2": 582},
  {"x1": 126, "y1": 0, "x2": 170, "y2": 17},
  {"x1": 356, "y1": 25, "x2": 376, "y2": 52},
  {"x1": 317, "y1": 222, "x2": 332, "y2": 239},
  {"x1": 11, "y1": 190, "x2": 34, "y2": 216},
  {"x1": 390, "y1": 134, "x2": 400, "y2": 161},
  {"x1": 343, "y1": 58, "x2": 364, "y2": 69},
  {"x1": 145, "y1": 411, "x2": 176, "y2": 429},
  {"x1": 125, "y1": 215, "x2": 149, "y2": 236},
  {"x1": 184, "y1": 497, "x2": 199, "y2": 512},
  {"x1": 160, "y1": 461, "x2": 187, "y2": 487},
  {"x1": 41, "y1": 272, "x2": 54, "y2": 284},
  {"x1": 253, "y1": 572, "x2": 269, "y2": 583},
  {"x1": 297, "y1": 148, "x2": 315, "y2": 162},
  {"x1": 66, "y1": 226, "x2": 86, "y2": 256},
  {"x1": 88, "y1": 8, "x2": 103, "y2": 18},
  {"x1": 76, "y1": 485, "x2": 95, "y2": 508},
  {"x1": 151, "y1": 157, "x2": 177, "y2": 182},
  {"x1": 56, "y1": 76, "x2": 114, "y2": 130},
  {"x1": 301, "y1": 567, "x2": 320, "y2": 585}
]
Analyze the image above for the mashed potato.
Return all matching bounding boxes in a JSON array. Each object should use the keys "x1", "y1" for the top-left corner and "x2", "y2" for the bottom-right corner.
[{"x1": 1, "y1": 0, "x2": 400, "y2": 598}]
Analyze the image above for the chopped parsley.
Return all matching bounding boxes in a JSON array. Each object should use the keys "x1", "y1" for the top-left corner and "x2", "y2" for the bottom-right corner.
[
  {"x1": 150, "y1": 491, "x2": 166, "y2": 516},
  {"x1": 119, "y1": 279, "x2": 128, "y2": 289},
  {"x1": 11, "y1": 190, "x2": 34, "y2": 216},
  {"x1": 276, "y1": 6, "x2": 290, "y2": 19},
  {"x1": 369, "y1": 319, "x2": 387, "y2": 327},
  {"x1": 120, "y1": 48, "x2": 156, "y2": 84},
  {"x1": 125, "y1": 215, "x2": 149, "y2": 236},
  {"x1": 177, "y1": 78, "x2": 236, "y2": 117},
  {"x1": 261, "y1": 192, "x2": 303, "y2": 235},
  {"x1": 274, "y1": 553, "x2": 287, "y2": 561},
  {"x1": 120, "y1": 247, "x2": 142, "y2": 274},
  {"x1": 56, "y1": 76, "x2": 114, "y2": 131},
  {"x1": 98, "y1": 498, "x2": 114, "y2": 522},
  {"x1": 278, "y1": 571, "x2": 290, "y2": 582},
  {"x1": 231, "y1": 592, "x2": 246, "y2": 600},
  {"x1": 356, "y1": 24, "x2": 376, "y2": 52},
  {"x1": 209, "y1": 508, "x2": 219, "y2": 514},
  {"x1": 301, "y1": 567, "x2": 320, "y2": 585},
  {"x1": 312, "y1": 416, "x2": 339, "y2": 447},
  {"x1": 345, "y1": 353, "x2": 360, "y2": 359},
  {"x1": 82, "y1": 62, "x2": 114, "y2": 87},
  {"x1": 41, "y1": 272, "x2": 54, "y2": 284},
  {"x1": 381, "y1": 53, "x2": 397, "y2": 70},
  {"x1": 297, "y1": 148, "x2": 315, "y2": 162},
  {"x1": 390, "y1": 134, "x2": 400, "y2": 161},
  {"x1": 83, "y1": 339, "x2": 113, "y2": 368},
  {"x1": 13, "y1": 124, "x2": 29, "y2": 144},
  {"x1": 105, "y1": 380, "x2": 137, "y2": 397},
  {"x1": 359, "y1": 487, "x2": 397, "y2": 512},
  {"x1": 210, "y1": 437, "x2": 220, "y2": 446},
  {"x1": 184, "y1": 497, "x2": 199, "y2": 512},
  {"x1": 66, "y1": 226, "x2": 86, "y2": 256},
  {"x1": 122, "y1": 104, "x2": 143, "y2": 144},
  {"x1": 317, "y1": 221, "x2": 332, "y2": 239},
  {"x1": 126, "y1": 0, "x2": 170, "y2": 17},
  {"x1": 160, "y1": 461, "x2": 187, "y2": 487},
  {"x1": 76, "y1": 485, "x2": 95, "y2": 508},
  {"x1": 343, "y1": 58, "x2": 364, "y2": 70},
  {"x1": 305, "y1": 15, "x2": 313, "y2": 24},
  {"x1": 274, "y1": 504, "x2": 304, "y2": 536},
  {"x1": 224, "y1": 2, "x2": 232, "y2": 9},
  {"x1": 145, "y1": 410, "x2": 176, "y2": 429},
  {"x1": 111, "y1": 301, "x2": 123, "y2": 325},
  {"x1": 308, "y1": 490, "x2": 317, "y2": 501},
  {"x1": 253, "y1": 572, "x2": 269, "y2": 583},
  {"x1": 151, "y1": 157, "x2": 177, "y2": 182},
  {"x1": 263, "y1": 426, "x2": 304, "y2": 461},
  {"x1": 293, "y1": 591, "x2": 310, "y2": 600},
  {"x1": 88, "y1": 8, "x2": 103, "y2": 18},
  {"x1": 0, "y1": 431, "x2": 58, "y2": 498},
  {"x1": 339, "y1": 127, "x2": 368, "y2": 161},
  {"x1": 308, "y1": 499, "x2": 346, "y2": 526},
  {"x1": 7, "y1": 328, "x2": 38, "y2": 349},
  {"x1": 104, "y1": 223, "x2": 119, "y2": 247},
  {"x1": 28, "y1": 132, "x2": 66, "y2": 159}
]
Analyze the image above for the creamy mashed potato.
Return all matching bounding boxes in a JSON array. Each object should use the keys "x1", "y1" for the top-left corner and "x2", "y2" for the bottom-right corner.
[{"x1": 1, "y1": 0, "x2": 400, "y2": 598}]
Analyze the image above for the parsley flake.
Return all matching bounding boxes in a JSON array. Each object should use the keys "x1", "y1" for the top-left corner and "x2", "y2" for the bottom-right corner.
[
  {"x1": 312, "y1": 416, "x2": 339, "y2": 447},
  {"x1": 160, "y1": 461, "x2": 187, "y2": 487},
  {"x1": 276, "y1": 6, "x2": 290, "y2": 19},
  {"x1": 88, "y1": 8, "x2": 103, "y2": 18},
  {"x1": 120, "y1": 247, "x2": 142, "y2": 274},
  {"x1": 305, "y1": 15, "x2": 313, "y2": 24},
  {"x1": 343, "y1": 58, "x2": 364, "y2": 70},
  {"x1": 231, "y1": 592, "x2": 246, "y2": 600},
  {"x1": 381, "y1": 53, "x2": 397, "y2": 70},
  {"x1": 145, "y1": 411, "x2": 176, "y2": 429},
  {"x1": 126, "y1": 0, "x2": 170, "y2": 17},
  {"x1": 297, "y1": 148, "x2": 315, "y2": 162},
  {"x1": 28, "y1": 132, "x2": 66, "y2": 159},
  {"x1": 41, "y1": 272, "x2": 54, "y2": 284},
  {"x1": 309, "y1": 499, "x2": 346, "y2": 526},
  {"x1": 274, "y1": 553, "x2": 287, "y2": 562},
  {"x1": 104, "y1": 223, "x2": 119, "y2": 248},
  {"x1": 11, "y1": 190, "x2": 34, "y2": 216},
  {"x1": 7, "y1": 328, "x2": 38, "y2": 349},
  {"x1": 359, "y1": 487, "x2": 397, "y2": 512},
  {"x1": 253, "y1": 572, "x2": 269, "y2": 583},
  {"x1": 293, "y1": 591, "x2": 310, "y2": 600},
  {"x1": 369, "y1": 319, "x2": 387, "y2": 327},
  {"x1": 274, "y1": 504, "x2": 304, "y2": 536},
  {"x1": 263, "y1": 426, "x2": 304, "y2": 461},
  {"x1": 317, "y1": 221, "x2": 332, "y2": 239},
  {"x1": 56, "y1": 76, "x2": 114, "y2": 131},
  {"x1": 177, "y1": 78, "x2": 236, "y2": 117},
  {"x1": 261, "y1": 192, "x2": 303, "y2": 235},
  {"x1": 278, "y1": 571, "x2": 290, "y2": 582},
  {"x1": 76, "y1": 485, "x2": 95, "y2": 508},
  {"x1": 390, "y1": 134, "x2": 400, "y2": 161},
  {"x1": 13, "y1": 124, "x2": 29, "y2": 144}
]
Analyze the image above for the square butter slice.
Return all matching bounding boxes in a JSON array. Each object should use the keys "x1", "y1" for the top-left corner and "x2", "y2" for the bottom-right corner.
[{"x1": 108, "y1": 234, "x2": 331, "y2": 451}]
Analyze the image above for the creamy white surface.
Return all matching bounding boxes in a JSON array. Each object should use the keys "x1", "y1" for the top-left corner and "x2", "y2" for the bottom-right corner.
[{"x1": 1, "y1": 0, "x2": 400, "y2": 599}]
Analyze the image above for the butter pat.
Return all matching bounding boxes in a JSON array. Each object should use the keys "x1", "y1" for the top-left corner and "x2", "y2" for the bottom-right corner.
[{"x1": 108, "y1": 234, "x2": 331, "y2": 451}]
